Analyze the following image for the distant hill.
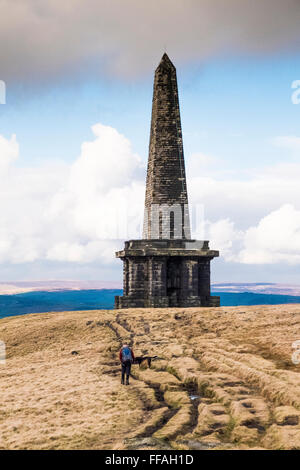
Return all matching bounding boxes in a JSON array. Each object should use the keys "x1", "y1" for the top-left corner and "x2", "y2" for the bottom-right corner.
[
  {"x1": 0, "y1": 289, "x2": 122, "y2": 318},
  {"x1": 1, "y1": 289, "x2": 300, "y2": 319},
  {"x1": 1, "y1": 280, "x2": 300, "y2": 296},
  {"x1": 0, "y1": 280, "x2": 122, "y2": 295},
  {"x1": 212, "y1": 282, "x2": 300, "y2": 296},
  {"x1": 213, "y1": 291, "x2": 300, "y2": 306}
]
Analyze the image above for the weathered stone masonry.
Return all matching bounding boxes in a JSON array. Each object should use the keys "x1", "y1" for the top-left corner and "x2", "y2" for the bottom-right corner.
[{"x1": 115, "y1": 54, "x2": 220, "y2": 308}]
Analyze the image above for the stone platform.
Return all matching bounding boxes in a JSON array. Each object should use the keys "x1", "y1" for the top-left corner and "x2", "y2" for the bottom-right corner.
[{"x1": 115, "y1": 239, "x2": 220, "y2": 309}]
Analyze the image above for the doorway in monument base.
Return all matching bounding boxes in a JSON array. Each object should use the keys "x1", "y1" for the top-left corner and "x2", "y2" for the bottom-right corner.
[
  {"x1": 166, "y1": 258, "x2": 181, "y2": 306},
  {"x1": 165, "y1": 257, "x2": 211, "y2": 306}
]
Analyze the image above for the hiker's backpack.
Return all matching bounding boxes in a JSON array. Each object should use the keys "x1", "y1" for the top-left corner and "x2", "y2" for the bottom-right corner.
[{"x1": 122, "y1": 346, "x2": 132, "y2": 362}]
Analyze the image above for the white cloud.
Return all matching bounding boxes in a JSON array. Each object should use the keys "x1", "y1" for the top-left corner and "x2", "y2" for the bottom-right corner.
[
  {"x1": 46, "y1": 240, "x2": 117, "y2": 264},
  {"x1": 207, "y1": 218, "x2": 243, "y2": 261},
  {"x1": 239, "y1": 204, "x2": 300, "y2": 264},
  {"x1": 0, "y1": 125, "x2": 145, "y2": 264},
  {"x1": 186, "y1": 144, "x2": 300, "y2": 265},
  {"x1": 48, "y1": 123, "x2": 145, "y2": 243},
  {"x1": 69, "y1": 123, "x2": 143, "y2": 194},
  {"x1": 1, "y1": 126, "x2": 300, "y2": 269},
  {"x1": 272, "y1": 135, "x2": 300, "y2": 152},
  {"x1": 186, "y1": 152, "x2": 217, "y2": 177},
  {"x1": 187, "y1": 158, "x2": 300, "y2": 231},
  {"x1": 0, "y1": 134, "x2": 18, "y2": 172}
]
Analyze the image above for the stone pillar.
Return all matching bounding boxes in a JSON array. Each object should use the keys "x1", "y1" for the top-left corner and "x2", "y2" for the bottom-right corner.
[
  {"x1": 148, "y1": 257, "x2": 168, "y2": 307},
  {"x1": 123, "y1": 259, "x2": 129, "y2": 295},
  {"x1": 180, "y1": 258, "x2": 200, "y2": 306},
  {"x1": 143, "y1": 53, "x2": 191, "y2": 240},
  {"x1": 198, "y1": 258, "x2": 211, "y2": 301},
  {"x1": 128, "y1": 257, "x2": 147, "y2": 299},
  {"x1": 115, "y1": 54, "x2": 219, "y2": 309}
]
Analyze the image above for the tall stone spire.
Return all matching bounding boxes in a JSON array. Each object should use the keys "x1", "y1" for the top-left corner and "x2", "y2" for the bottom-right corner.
[
  {"x1": 143, "y1": 53, "x2": 190, "y2": 240},
  {"x1": 115, "y1": 54, "x2": 220, "y2": 309}
]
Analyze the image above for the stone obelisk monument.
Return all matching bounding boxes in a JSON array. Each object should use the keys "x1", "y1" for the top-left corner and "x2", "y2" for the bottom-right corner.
[{"x1": 115, "y1": 54, "x2": 219, "y2": 308}]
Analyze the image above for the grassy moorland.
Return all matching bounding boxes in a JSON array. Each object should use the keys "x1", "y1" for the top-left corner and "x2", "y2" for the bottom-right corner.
[{"x1": 0, "y1": 305, "x2": 300, "y2": 450}]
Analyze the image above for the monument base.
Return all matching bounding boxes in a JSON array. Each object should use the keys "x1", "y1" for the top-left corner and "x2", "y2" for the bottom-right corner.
[
  {"x1": 115, "y1": 294, "x2": 220, "y2": 309},
  {"x1": 115, "y1": 239, "x2": 220, "y2": 309}
]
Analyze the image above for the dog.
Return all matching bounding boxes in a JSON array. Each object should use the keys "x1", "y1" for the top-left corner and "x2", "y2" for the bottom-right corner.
[{"x1": 134, "y1": 356, "x2": 158, "y2": 368}]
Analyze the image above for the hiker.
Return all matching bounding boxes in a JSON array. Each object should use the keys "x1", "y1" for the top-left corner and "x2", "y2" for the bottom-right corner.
[{"x1": 119, "y1": 344, "x2": 135, "y2": 385}]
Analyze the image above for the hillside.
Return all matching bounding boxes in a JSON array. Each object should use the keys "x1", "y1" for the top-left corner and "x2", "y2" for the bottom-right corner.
[{"x1": 0, "y1": 305, "x2": 300, "y2": 450}]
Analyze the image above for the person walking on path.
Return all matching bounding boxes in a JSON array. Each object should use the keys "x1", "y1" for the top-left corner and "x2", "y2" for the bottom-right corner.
[{"x1": 119, "y1": 344, "x2": 135, "y2": 385}]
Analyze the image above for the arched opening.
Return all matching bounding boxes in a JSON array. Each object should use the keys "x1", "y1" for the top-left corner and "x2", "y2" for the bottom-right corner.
[
  {"x1": 167, "y1": 258, "x2": 181, "y2": 306},
  {"x1": 159, "y1": 211, "x2": 163, "y2": 239},
  {"x1": 170, "y1": 211, "x2": 174, "y2": 239}
]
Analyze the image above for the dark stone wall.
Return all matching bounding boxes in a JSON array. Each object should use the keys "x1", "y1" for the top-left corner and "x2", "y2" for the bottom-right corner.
[
  {"x1": 148, "y1": 257, "x2": 167, "y2": 299},
  {"x1": 198, "y1": 258, "x2": 211, "y2": 299},
  {"x1": 127, "y1": 258, "x2": 147, "y2": 299},
  {"x1": 180, "y1": 259, "x2": 199, "y2": 299},
  {"x1": 123, "y1": 259, "x2": 129, "y2": 295},
  {"x1": 115, "y1": 255, "x2": 219, "y2": 308}
]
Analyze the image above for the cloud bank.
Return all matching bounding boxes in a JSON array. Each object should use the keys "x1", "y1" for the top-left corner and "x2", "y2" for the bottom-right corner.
[
  {"x1": 0, "y1": 123, "x2": 300, "y2": 268},
  {"x1": 0, "y1": 124, "x2": 144, "y2": 265},
  {"x1": 1, "y1": 0, "x2": 300, "y2": 82}
]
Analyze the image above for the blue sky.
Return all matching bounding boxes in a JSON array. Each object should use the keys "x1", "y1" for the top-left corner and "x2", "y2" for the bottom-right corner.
[
  {"x1": 1, "y1": 1, "x2": 300, "y2": 284},
  {"x1": 2, "y1": 55, "x2": 300, "y2": 170}
]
